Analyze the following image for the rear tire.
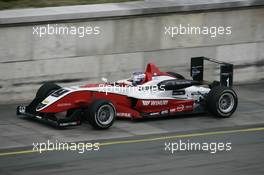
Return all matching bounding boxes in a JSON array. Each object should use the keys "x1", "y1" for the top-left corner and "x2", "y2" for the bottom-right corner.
[
  {"x1": 206, "y1": 86, "x2": 238, "y2": 118},
  {"x1": 86, "y1": 100, "x2": 116, "y2": 129}
]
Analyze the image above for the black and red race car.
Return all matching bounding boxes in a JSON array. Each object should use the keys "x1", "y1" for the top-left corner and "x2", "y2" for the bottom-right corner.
[{"x1": 17, "y1": 57, "x2": 238, "y2": 129}]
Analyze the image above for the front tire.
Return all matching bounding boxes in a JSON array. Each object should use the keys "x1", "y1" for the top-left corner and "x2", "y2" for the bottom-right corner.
[
  {"x1": 206, "y1": 86, "x2": 238, "y2": 118},
  {"x1": 36, "y1": 82, "x2": 61, "y2": 99},
  {"x1": 27, "y1": 83, "x2": 61, "y2": 114},
  {"x1": 86, "y1": 100, "x2": 116, "y2": 129}
]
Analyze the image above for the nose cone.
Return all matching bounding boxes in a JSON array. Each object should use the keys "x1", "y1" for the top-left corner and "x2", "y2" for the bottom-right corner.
[
  {"x1": 36, "y1": 89, "x2": 92, "y2": 113},
  {"x1": 36, "y1": 88, "x2": 72, "y2": 112}
]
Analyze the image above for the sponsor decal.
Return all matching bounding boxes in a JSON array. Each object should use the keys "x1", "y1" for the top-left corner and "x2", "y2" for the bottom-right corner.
[
  {"x1": 57, "y1": 103, "x2": 72, "y2": 107},
  {"x1": 170, "y1": 108, "x2": 177, "y2": 113},
  {"x1": 185, "y1": 105, "x2": 193, "y2": 109},
  {"x1": 149, "y1": 112, "x2": 160, "y2": 116},
  {"x1": 36, "y1": 116, "x2": 42, "y2": 119},
  {"x1": 192, "y1": 68, "x2": 200, "y2": 75},
  {"x1": 172, "y1": 90, "x2": 185, "y2": 96},
  {"x1": 142, "y1": 101, "x2": 150, "y2": 106},
  {"x1": 18, "y1": 106, "x2": 26, "y2": 113},
  {"x1": 117, "y1": 113, "x2": 131, "y2": 117},
  {"x1": 142, "y1": 100, "x2": 168, "y2": 106},
  {"x1": 161, "y1": 110, "x2": 169, "y2": 115},
  {"x1": 60, "y1": 122, "x2": 78, "y2": 126},
  {"x1": 42, "y1": 100, "x2": 49, "y2": 104},
  {"x1": 176, "y1": 104, "x2": 184, "y2": 112}
]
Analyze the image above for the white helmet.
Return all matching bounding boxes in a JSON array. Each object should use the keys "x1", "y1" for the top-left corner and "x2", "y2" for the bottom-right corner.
[{"x1": 132, "y1": 71, "x2": 145, "y2": 86}]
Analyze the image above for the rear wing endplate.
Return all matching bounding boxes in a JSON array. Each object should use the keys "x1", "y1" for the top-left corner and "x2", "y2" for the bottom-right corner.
[{"x1": 191, "y1": 57, "x2": 233, "y2": 87}]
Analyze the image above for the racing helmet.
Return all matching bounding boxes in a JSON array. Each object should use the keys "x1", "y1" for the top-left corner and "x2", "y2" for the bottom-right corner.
[{"x1": 132, "y1": 71, "x2": 145, "y2": 86}]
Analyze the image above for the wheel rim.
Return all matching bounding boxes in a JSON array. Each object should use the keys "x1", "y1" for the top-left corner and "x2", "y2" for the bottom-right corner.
[
  {"x1": 218, "y1": 93, "x2": 235, "y2": 113},
  {"x1": 96, "y1": 104, "x2": 114, "y2": 125}
]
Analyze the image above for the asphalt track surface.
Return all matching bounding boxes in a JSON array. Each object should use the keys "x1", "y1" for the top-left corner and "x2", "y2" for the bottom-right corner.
[
  {"x1": 0, "y1": 127, "x2": 263, "y2": 175},
  {"x1": 0, "y1": 83, "x2": 263, "y2": 174}
]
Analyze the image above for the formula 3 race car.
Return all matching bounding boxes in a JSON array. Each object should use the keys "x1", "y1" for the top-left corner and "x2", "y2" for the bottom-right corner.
[{"x1": 17, "y1": 57, "x2": 238, "y2": 129}]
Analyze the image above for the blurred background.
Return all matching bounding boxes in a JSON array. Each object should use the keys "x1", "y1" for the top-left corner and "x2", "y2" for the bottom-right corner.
[
  {"x1": 0, "y1": 0, "x2": 263, "y2": 103},
  {"x1": 0, "y1": 0, "x2": 138, "y2": 10}
]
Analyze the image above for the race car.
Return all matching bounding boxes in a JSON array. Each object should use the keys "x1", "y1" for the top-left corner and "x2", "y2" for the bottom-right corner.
[{"x1": 17, "y1": 57, "x2": 238, "y2": 129}]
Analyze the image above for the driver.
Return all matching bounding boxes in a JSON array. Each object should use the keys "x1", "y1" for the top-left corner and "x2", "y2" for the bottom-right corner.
[{"x1": 132, "y1": 71, "x2": 145, "y2": 86}]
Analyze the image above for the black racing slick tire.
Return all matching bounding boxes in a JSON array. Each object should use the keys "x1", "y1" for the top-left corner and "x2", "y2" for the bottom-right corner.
[
  {"x1": 206, "y1": 86, "x2": 238, "y2": 118},
  {"x1": 36, "y1": 82, "x2": 61, "y2": 99},
  {"x1": 27, "y1": 83, "x2": 61, "y2": 113},
  {"x1": 166, "y1": 72, "x2": 185, "y2": 79},
  {"x1": 86, "y1": 100, "x2": 116, "y2": 129}
]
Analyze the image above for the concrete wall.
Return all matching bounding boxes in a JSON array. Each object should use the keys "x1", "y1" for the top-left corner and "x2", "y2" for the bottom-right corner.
[{"x1": 0, "y1": 3, "x2": 264, "y2": 103}]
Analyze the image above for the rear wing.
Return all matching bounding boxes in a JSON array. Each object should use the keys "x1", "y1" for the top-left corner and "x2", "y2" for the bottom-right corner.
[{"x1": 190, "y1": 57, "x2": 233, "y2": 87}]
